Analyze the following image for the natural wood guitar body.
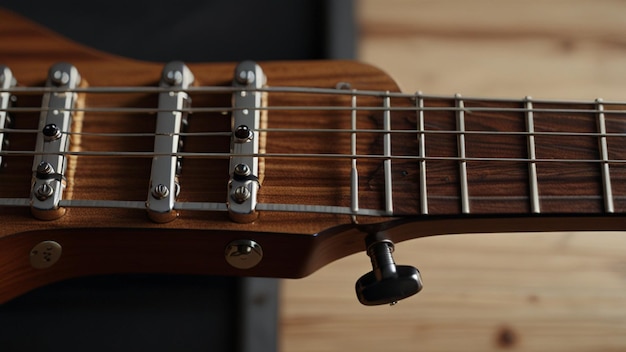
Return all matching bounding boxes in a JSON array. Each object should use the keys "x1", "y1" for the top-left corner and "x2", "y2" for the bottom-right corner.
[
  {"x1": 1, "y1": 8, "x2": 624, "y2": 304},
  {"x1": 0, "y1": 9, "x2": 414, "y2": 302}
]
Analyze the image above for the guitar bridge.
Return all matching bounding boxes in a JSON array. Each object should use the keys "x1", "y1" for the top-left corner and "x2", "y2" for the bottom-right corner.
[
  {"x1": 146, "y1": 61, "x2": 194, "y2": 223},
  {"x1": 228, "y1": 61, "x2": 267, "y2": 223},
  {"x1": 30, "y1": 63, "x2": 81, "y2": 220}
]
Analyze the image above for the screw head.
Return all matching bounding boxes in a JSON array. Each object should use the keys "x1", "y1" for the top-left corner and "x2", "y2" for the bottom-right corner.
[
  {"x1": 35, "y1": 183, "x2": 54, "y2": 200},
  {"x1": 234, "y1": 163, "x2": 251, "y2": 177},
  {"x1": 36, "y1": 161, "x2": 55, "y2": 175},
  {"x1": 232, "y1": 185, "x2": 251, "y2": 203},
  {"x1": 51, "y1": 70, "x2": 70, "y2": 86},
  {"x1": 42, "y1": 123, "x2": 62, "y2": 141},
  {"x1": 165, "y1": 70, "x2": 183, "y2": 85},
  {"x1": 236, "y1": 70, "x2": 255, "y2": 85},
  {"x1": 152, "y1": 184, "x2": 170, "y2": 199},
  {"x1": 234, "y1": 125, "x2": 253, "y2": 142},
  {"x1": 225, "y1": 239, "x2": 263, "y2": 269}
]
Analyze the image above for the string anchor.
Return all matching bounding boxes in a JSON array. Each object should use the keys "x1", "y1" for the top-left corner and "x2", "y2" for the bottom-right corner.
[{"x1": 355, "y1": 237, "x2": 422, "y2": 306}]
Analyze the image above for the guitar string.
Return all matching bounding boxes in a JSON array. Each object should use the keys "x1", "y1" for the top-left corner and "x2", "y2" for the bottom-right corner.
[
  {"x1": 2, "y1": 85, "x2": 626, "y2": 105},
  {"x1": 2, "y1": 128, "x2": 626, "y2": 139},
  {"x1": 4, "y1": 105, "x2": 626, "y2": 114},
  {"x1": 2, "y1": 88, "x2": 624, "y2": 162},
  {"x1": 2, "y1": 86, "x2": 625, "y2": 135},
  {"x1": 1, "y1": 149, "x2": 624, "y2": 164},
  {"x1": 2, "y1": 89, "x2": 623, "y2": 214},
  {"x1": 4, "y1": 194, "x2": 623, "y2": 213},
  {"x1": 2, "y1": 96, "x2": 626, "y2": 138}
]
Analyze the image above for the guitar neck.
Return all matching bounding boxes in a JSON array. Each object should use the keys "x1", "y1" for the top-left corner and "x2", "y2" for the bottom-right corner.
[{"x1": 385, "y1": 94, "x2": 626, "y2": 217}]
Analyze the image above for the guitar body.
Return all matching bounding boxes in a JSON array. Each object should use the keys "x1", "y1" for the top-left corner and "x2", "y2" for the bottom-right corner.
[
  {"x1": 1, "y1": 8, "x2": 625, "y2": 305},
  {"x1": 0, "y1": 9, "x2": 407, "y2": 302}
]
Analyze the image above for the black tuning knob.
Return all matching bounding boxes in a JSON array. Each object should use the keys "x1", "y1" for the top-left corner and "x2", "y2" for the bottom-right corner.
[{"x1": 355, "y1": 239, "x2": 423, "y2": 306}]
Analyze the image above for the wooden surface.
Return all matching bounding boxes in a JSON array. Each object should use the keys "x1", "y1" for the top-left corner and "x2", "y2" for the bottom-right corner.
[
  {"x1": 0, "y1": 9, "x2": 426, "y2": 302},
  {"x1": 280, "y1": 1, "x2": 626, "y2": 351}
]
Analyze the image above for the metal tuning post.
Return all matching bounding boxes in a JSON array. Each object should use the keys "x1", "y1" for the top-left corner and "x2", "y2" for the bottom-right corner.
[
  {"x1": 355, "y1": 236, "x2": 423, "y2": 306},
  {"x1": 228, "y1": 61, "x2": 266, "y2": 223},
  {"x1": 146, "y1": 61, "x2": 194, "y2": 223},
  {"x1": 31, "y1": 63, "x2": 81, "y2": 220},
  {"x1": 0, "y1": 65, "x2": 16, "y2": 168}
]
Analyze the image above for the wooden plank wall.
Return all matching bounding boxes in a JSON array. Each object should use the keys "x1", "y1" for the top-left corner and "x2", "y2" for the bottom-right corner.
[{"x1": 280, "y1": 1, "x2": 626, "y2": 351}]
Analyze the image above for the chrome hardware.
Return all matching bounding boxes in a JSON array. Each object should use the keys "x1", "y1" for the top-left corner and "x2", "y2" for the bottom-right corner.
[
  {"x1": 236, "y1": 69, "x2": 256, "y2": 85},
  {"x1": 31, "y1": 62, "x2": 80, "y2": 220},
  {"x1": 35, "y1": 183, "x2": 54, "y2": 200},
  {"x1": 146, "y1": 61, "x2": 194, "y2": 223},
  {"x1": 234, "y1": 163, "x2": 251, "y2": 177},
  {"x1": 225, "y1": 239, "x2": 263, "y2": 269},
  {"x1": 232, "y1": 185, "x2": 251, "y2": 203},
  {"x1": 234, "y1": 124, "x2": 254, "y2": 142},
  {"x1": 228, "y1": 61, "x2": 266, "y2": 223},
  {"x1": 30, "y1": 240, "x2": 62, "y2": 269},
  {"x1": 36, "y1": 161, "x2": 55, "y2": 176},
  {"x1": 42, "y1": 123, "x2": 62, "y2": 141},
  {"x1": 164, "y1": 69, "x2": 184, "y2": 85},
  {"x1": 355, "y1": 237, "x2": 423, "y2": 306},
  {"x1": 51, "y1": 70, "x2": 71, "y2": 86},
  {"x1": 151, "y1": 184, "x2": 170, "y2": 200},
  {"x1": 0, "y1": 65, "x2": 16, "y2": 169},
  {"x1": 595, "y1": 98, "x2": 615, "y2": 213},
  {"x1": 455, "y1": 94, "x2": 470, "y2": 214},
  {"x1": 524, "y1": 96, "x2": 541, "y2": 214}
]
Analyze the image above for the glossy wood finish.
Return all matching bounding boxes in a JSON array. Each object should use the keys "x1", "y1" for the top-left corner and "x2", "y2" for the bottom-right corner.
[
  {"x1": 1, "y1": 7, "x2": 625, "y2": 304},
  {"x1": 0, "y1": 8, "x2": 402, "y2": 302}
]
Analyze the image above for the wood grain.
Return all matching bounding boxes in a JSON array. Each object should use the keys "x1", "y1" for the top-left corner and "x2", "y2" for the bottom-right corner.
[
  {"x1": 4, "y1": 5, "x2": 624, "y2": 306},
  {"x1": 0, "y1": 8, "x2": 408, "y2": 301},
  {"x1": 281, "y1": 1, "x2": 626, "y2": 351}
]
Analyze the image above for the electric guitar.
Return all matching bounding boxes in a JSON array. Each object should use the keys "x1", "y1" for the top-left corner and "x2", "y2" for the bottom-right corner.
[{"x1": 1, "y1": 8, "x2": 624, "y2": 306}]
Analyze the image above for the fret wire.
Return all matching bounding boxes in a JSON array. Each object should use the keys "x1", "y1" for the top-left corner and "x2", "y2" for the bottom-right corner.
[
  {"x1": 525, "y1": 97, "x2": 541, "y2": 214},
  {"x1": 415, "y1": 92, "x2": 428, "y2": 215},
  {"x1": 350, "y1": 91, "x2": 359, "y2": 216},
  {"x1": 596, "y1": 98, "x2": 615, "y2": 213},
  {"x1": 2, "y1": 149, "x2": 626, "y2": 163},
  {"x1": 456, "y1": 94, "x2": 470, "y2": 214},
  {"x1": 383, "y1": 92, "x2": 393, "y2": 215}
]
